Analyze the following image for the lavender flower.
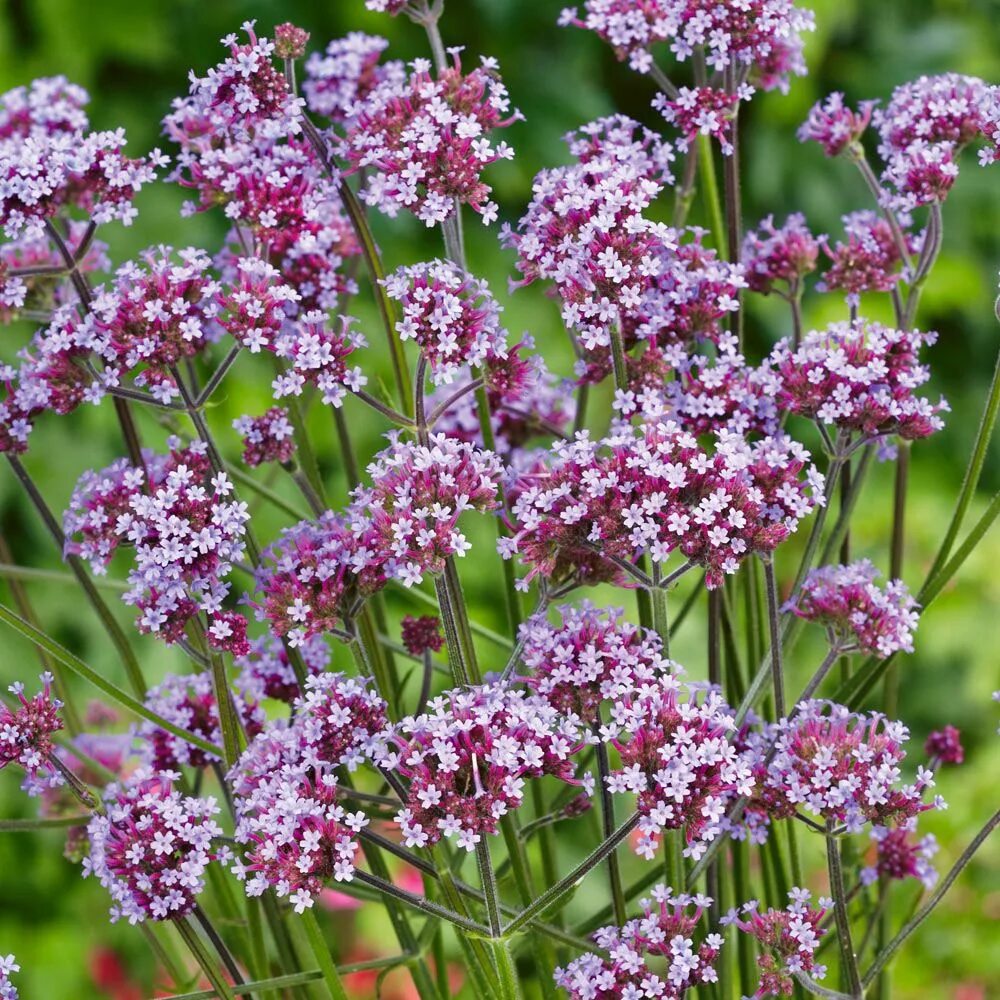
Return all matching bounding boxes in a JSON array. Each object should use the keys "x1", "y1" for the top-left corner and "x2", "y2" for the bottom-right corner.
[
  {"x1": 742, "y1": 213, "x2": 819, "y2": 295},
  {"x1": 798, "y1": 92, "x2": 875, "y2": 156},
  {"x1": 0, "y1": 955, "x2": 19, "y2": 1000},
  {"x1": 0, "y1": 673, "x2": 63, "y2": 796},
  {"x1": 860, "y1": 820, "x2": 938, "y2": 890},
  {"x1": 233, "y1": 407, "x2": 296, "y2": 468},
  {"x1": 925, "y1": 724, "x2": 964, "y2": 765},
  {"x1": 234, "y1": 634, "x2": 329, "y2": 704}
]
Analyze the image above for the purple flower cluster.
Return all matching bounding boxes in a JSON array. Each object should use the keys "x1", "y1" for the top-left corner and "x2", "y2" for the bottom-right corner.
[
  {"x1": 861, "y1": 820, "x2": 938, "y2": 890},
  {"x1": 340, "y1": 51, "x2": 519, "y2": 226},
  {"x1": 234, "y1": 634, "x2": 329, "y2": 704},
  {"x1": 787, "y1": 560, "x2": 920, "y2": 656},
  {"x1": 555, "y1": 885, "x2": 723, "y2": 998},
  {"x1": 0, "y1": 673, "x2": 63, "y2": 796},
  {"x1": 400, "y1": 615, "x2": 444, "y2": 656},
  {"x1": 272, "y1": 311, "x2": 367, "y2": 406},
  {"x1": 233, "y1": 406, "x2": 296, "y2": 468},
  {"x1": 817, "y1": 211, "x2": 915, "y2": 302},
  {"x1": 606, "y1": 678, "x2": 754, "y2": 859},
  {"x1": 0, "y1": 955, "x2": 18, "y2": 1000},
  {"x1": 654, "y1": 85, "x2": 752, "y2": 155},
  {"x1": 742, "y1": 213, "x2": 819, "y2": 295},
  {"x1": 925, "y1": 724, "x2": 964, "y2": 766},
  {"x1": 379, "y1": 684, "x2": 583, "y2": 852},
  {"x1": 798, "y1": 92, "x2": 875, "y2": 157},
  {"x1": 84, "y1": 769, "x2": 224, "y2": 923}
]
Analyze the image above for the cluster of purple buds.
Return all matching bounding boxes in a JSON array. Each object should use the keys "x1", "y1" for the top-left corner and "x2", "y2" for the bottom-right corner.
[
  {"x1": 817, "y1": 211, "x2": 915, "y2": 302},
  {"x1": 787, "y1": 560, "x2": 920, "y2": 656},
  {"x1": 379, "y1": 683, "x2": 583, "y2": 852},
  {"x1": 606, "y1": 678, "x2": 754, "y2": 860},
  {"x1": 745, "y1": 701, "x2": 938, "y2": 836},
  {"x1": 798, "y1": 93, "x2": 875, "y2": 157},
  {"x1": 401, "y1": 615, "x2": 444, "y2": 656},
  {"x1": 84, "y1": 769, "x2": 224, "y2": 923},
  {"x1": 0, "y1": 673, "x2": 63, "y2": 796},
  {"x1": 136, "y1": 670, "x2": 265, "y2": 772},
  {"x1": 233, "y1": 406, "x2": 296, "y2": 467},
  {"x1": 925, "y1": 724, "x2": 964, "y2": 766},
  {"x1": 555, "y1": 885, "x2": 723, "y2": 998},
  {"x1": 742, "y1": 213, "x2": 819, "y2": 296},
  {"x1": 234, "y1": 634, "x2": 329, "y2": 704},
  {"x1": 503, "y1": 419, "x2": 823, "y2": 591},
  {"x1": 0, "y1": 955, "x2": 18, "y2": 1000},
  {"x1": 721, "y1": 888, "x2": 829, "y2": 998},
  {"x1": 384, "y1": 260, "x2": 508, "y2": 385},
  {"x1": 228, "y1": 673, "x2": 384, "y2": 911},
  {"x1": 861, "y1": 819, "x2": 939, "y2": 890},
  {"x1": 518, "y1": 601, "x2": 676, "y2": 723},
  {"x1": 768, "y1": 320, "x2": 947, "y2": 443},
  {"x1": 63, "y1": 440, "x2": 251, "y2": 651},
  {"x1": 272, "y1": 311, "x2": 367, "y2": 406},
  {"x1": 339, "y1": 50, "x2": 519, "y2": 226},
  {"x1": 0, "y1": 76, "x2": 165, "y2": 240}
]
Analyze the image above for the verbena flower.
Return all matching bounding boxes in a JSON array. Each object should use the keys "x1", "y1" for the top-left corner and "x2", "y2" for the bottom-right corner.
[
  {"x1": 234, "y1": 634, "x2": 329, "y2": 704},
  {"x1": 233, "y1": 407, "x2": 296, "y2": 467},
  {"x1": 273, "y1": 23, "x2": 310, "y2": 61},
  {"x1": 383, "y1": 260, "x2": 508, "y2": 385},
  {"x1": 365, "y1": 0, "x2": 412, "y2": 13},
  {"x1": 721, "y1": 888, "x2": 829, "y2": 998},
  {"x1": 504, "y1": 420, "x2": 822, "y2": 591},
  {"x1": 401, "y1": 615, "x2": 444, "y2": 656},
  {"x1": 787, "y1": 560, "x2": 919, "y2": 657},
  {"x1": 924, "y1": 724, "x2": 964, "y2": 765},
  {"x1": 606, "y1": 677, "x2": 754, "y2": 860},
  {"x1": 745, "y1": 700, "x2": 937, "y2": 836},
  {"x1": 340, "y1": 51, "x2": 520, "y2": 226},
  {"x1": 215, "y1": 257, "x2": 301, "y2": 354},
  {"x1": 555, "y1": 885, "x2": 724, "y2": 998},
  {"x1": 1, "y1": 673, "x2": 63, "y2": 796},
  {"x1": 84, "y1": 768, "x2": 224, "y2": 923},
  {"x1": 0, "y1": 76, "x2": 89, "y2": 138},
  {"x1": 860, "y1": 819, "x2": 938, "y2": 890},
  {"x1": 742, "y1": 213, "x2": 819, "y2": 295},
  {"x1": 519, "y1": 601, "x2": 676, "y2": 723},
  {"x1": 798, "y1": 92, "x2": 875, "y2": 156},
  {"x1": 272, "y1": 310, "x2": 367, "y2": 406},
  {"x1": 817, "y1": 211, "x2": 914, "y2": 301},
  {"x1": 0, "y1": 955, "x2": 19, "y2": 1000},
  {"x1": 654, "y1": 85, "x2": 752, "y2": 155},
  {"x1": 769, "y1": 320, "x2": 947, "y2": 442},
  {"x1": 304, "y1": 32, "x2": 404, "y2": 128},
  {"x1": 136, "y1": 670, "x2": 265, "y2": 772},
  {"x1": 378, "y1": 683, "x2": 583, "y2": 851}
]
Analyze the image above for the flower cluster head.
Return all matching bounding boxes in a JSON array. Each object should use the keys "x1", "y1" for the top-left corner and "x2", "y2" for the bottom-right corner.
[
  {"x1": 924, "y1": 724, "x2": 964, "y2": 766},
  {"x1": 555, "y1": 885, "x2": 723, "y2": 999},
  {"x1": 787, "y1": 560, "x2": 919, "y2": 657},
  {"x1": 798, "y1": 92, "x2": 875, "y2": 156},
  {"x1": 379, "y1": 683, "x2": 583, "y2": 852},
  {"x1": 365, "y1": 0, "x2": 413, "y2": 13},
  {"x1": 235, "y1": 634, "x2": 329, "y2": 704},
  {"x1": 769, "y1": 320, "x2": 947, "y2": 443},
  {"x1": 1, "y1": 673, "x2": 63, "y2": 796},
  {"x1": 818, "y1": 211, "x2": 913, "y2": 301},
  {"x1": 861, "y1": 819, "x2": 938, "y2": 890},
  {"x1": 401, "y1": 615, "x2": 444, "y2": 656},
  {"x1": 63, "y1": 440, "x2": 251, "y2": 650},
  {"x1": 136, "y1": 671, "x2": 265, "y2": 772},
  {"x1": 340, "y1": 50, "x2": 520, "y2": 226},
  {"x1": 519, "y1": 602, "x2": 675, "y2": 723},
  {"x1": 384, "y1": 260, "x2": 508, "y2": 385},
  {"x1": 654, "y1": 85, "x2": 752, "y2": 155},
  {"x1": 228, "y1": 673, "x2": 384, "y2": 911},
  {"x1": 0, "y1": 956, "x2": 18, "y2": 1000},
  {"x1": 0, "y1": 77, "x2": 165, "y2": 239},
  {"x1": 84, "y1": 769, "x2": 223, "y2": 923},
  {"x1": 504, "y1": 420, "x2": 823, "y2": 591},
  {"x1": 559, "y1": 1, "x2": 814, "y2": 87},
  {"x1": 216, "y1": 257, "x2": 301, "y2": 353},
  {"x1": 742, "y1": 213, "x2": 819, "y2": 295},
  {"x1": 304, "y1": 32, "x2": 403, "y2": 128},
  {"x1": 272, "y1": 311, "x2": 367, "y2": 406},
  {"x1": 606, "y1": 677, "x2": 754, "y2": 860},
  {"x1": 721, "y1": 889, "x2": 829, "y2": 998},
  {"x1": 274, "y1": 23, "x2": 310, "y2": 61},
  {"x1": 746, "y1": 701, "x2": 937, "y2": 836},
  {"x1": 234, "y1": 407, "x2": 296, "y2": 467}
]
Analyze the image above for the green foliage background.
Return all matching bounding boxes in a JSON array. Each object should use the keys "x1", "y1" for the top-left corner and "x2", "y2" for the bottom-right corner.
[{"x1": 0, "y1": 1, "x2": 998, "y2": 997}]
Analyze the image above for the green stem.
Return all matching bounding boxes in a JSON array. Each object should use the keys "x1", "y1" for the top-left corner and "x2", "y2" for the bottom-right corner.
[
  {"x1": 697, "y1": 133, "x2": 726, "y2": 257},
  {"x1": 175, "y1": 917, "x2": 235, "y2": 1000},
  {"x1": 299, "y1": 909, "x2": 348, "y2": 1000},
  {"x1": 827, "y1": 826, "x2": 863, "y2": 999}
]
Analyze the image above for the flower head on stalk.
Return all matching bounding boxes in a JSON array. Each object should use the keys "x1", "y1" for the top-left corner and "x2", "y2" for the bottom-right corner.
[
  {"x1": 769, "y1": 320, "x2": 948, "y2": 443},
  {"x1": 0, "y1": 955, "x2": 19, "y2": 1000},
  {"x1": 555, "y1": 885, "x2": 724, "y2": 998},
  {"x1": 860, "y1": 819, "x2": 939, "y2": 890},
  {"x1": 340, "y1": 50, "x2": 520, "y2": 226},
  {"x1": 654, "y1": 85, "x2": 752, "y2": 155},
  {"x1": 817, "y1": 210, "x2": 915, "y2": 301},
  {"x1": 925, "y1": 724, "x2": 964, "y2": 766},
  {"x1": 559, "y1": 0, "x2": 814, "y2": 87},
  {"x1": 216, "y1": 257, "x2": 301, "y2": 354},
  {"x1": 84, "y1": 769, "x2": 225, "y2": 924},
  {"x1": 401, "y1": 615, "x2": 444, "y2": 656},
  {"x1": 383, "y1": 260, "x2": 508, "y2": 386},
  {"x1": 786, "y1": 560, "x2": 919, "y2": 657},
  {"x1": 721, "y1": 888, "x2": 829, "y2": 998},
  {"x1": 798, "y1": 92, "x2": 875, "y2": 156},
  {"x1": 1, "y1": 673, "x2": 63, "y2": 796},
  {"x1": 519, "y1": 602, "x2": 676, "y2": 723},
  {"x1": 378, "y1": 683, "x2": 584, "y2": 851},
  {"x1": 233, "y1": 406, "x2": 296, "y2": 467},
  {"x1": 365, "y1": 0, "x2": 413, "y2": 13},
  {"x1": 235, "y1": 634, "x2": 329, "y2": 704},
  {"x1": 304, "y1": 32, "x2": 404, "y2": 128},
  {"x1": 742, "y1": 213, "x2": 819, "y2": 295},
  {"x1": 0, "y1": 76, "x2": 89, "y2": 138},
  {"x1": 136, "y1": 670, "x2": 265, "y2": 772},
  {"x1": 274, "y1": 23, "x2": 310, "y2": 61},
  {"x1": 606, "y1": 677, "x2": 754, "y2": 860},
  {"x1": 744, "y1": 700, "x2": 938, "y2": 837}
]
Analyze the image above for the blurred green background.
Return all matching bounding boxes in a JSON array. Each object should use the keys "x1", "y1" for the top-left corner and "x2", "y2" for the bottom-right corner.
[{"x1": 1, "y1": 0, "x2": 999, "y2": 997}]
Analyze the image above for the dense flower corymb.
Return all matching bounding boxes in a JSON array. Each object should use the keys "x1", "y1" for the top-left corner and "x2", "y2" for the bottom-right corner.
[
  {"x1": 84, "y1": 769, "x2": 223, "y2": 923},
  {"x1": 860, "y1": 820, "x2": 938, "y2": 890},
  {"x1": 234, "y1": 407, "x2": 296, "y2": 468},
  {"x1": 555, "y1": 885, "x2": 723, "y2": 998},
  {"x1": 0, "y1": 673, "x2": 63, "y2": 796}
]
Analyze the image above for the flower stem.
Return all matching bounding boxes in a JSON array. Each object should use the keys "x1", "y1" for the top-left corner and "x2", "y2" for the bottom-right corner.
[
  {"x1": 592, "y1": 720, "x2": 627, "y2": 925},
  {"x1": 299, "y1": 908, "x2": 348, "y2": 1000},
  {"x1": 761, "y1": 555, "x2": 786, "y2": 719},
  {"x1": 176, "y1": 916, "x2": 235, "y2": 1000},
  {"x1": 826, "y1": 824, "x2": 864, "y2": 999}
]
